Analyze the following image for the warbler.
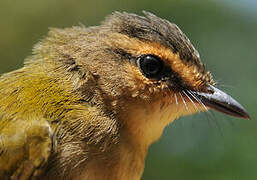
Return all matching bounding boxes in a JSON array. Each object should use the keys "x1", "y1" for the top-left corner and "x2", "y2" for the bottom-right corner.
[{"x1": 0, "y1": 11, "x2": 249, "y2": 180}]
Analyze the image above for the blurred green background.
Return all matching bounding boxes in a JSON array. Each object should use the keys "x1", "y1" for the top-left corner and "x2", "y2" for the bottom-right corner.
[{"x1": 0, "y1": 0, "x2": 256, "y2": 179}]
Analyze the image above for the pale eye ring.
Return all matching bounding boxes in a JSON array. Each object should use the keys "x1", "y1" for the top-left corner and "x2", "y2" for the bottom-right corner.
[{"x1": 137, "y1": 54, "x2": 164, "y2": 79}]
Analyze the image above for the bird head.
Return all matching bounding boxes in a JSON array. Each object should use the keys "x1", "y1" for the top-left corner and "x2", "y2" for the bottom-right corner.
[{"x1": 42, "y1": 11, "x2": 249, "y2": 147}]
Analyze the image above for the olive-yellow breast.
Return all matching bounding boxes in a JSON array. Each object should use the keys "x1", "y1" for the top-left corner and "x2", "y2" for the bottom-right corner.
[{"x1": 0, "y1": 11, "x2": 249, "y2": 180}]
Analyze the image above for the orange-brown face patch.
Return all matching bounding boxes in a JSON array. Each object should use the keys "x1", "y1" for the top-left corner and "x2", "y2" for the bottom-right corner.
[{"x1": 106, "y1": 33, "x2": 214, "y2": 91}]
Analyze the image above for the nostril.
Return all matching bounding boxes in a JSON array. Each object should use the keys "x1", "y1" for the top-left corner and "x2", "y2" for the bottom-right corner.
[{"x1": 205, "y1": 85, "x2": 216, "y2": 94}]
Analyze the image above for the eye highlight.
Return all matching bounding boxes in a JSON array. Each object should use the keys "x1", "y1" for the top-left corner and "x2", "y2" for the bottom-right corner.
[{"x1": 137, "y1": 55, "x2": 164, "y2": 79}]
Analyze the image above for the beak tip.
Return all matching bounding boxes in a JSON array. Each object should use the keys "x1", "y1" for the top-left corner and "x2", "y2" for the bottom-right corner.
[
  {"x1": 243, "y1": 113, "x2": 251, "y2": 120},
  {"x1": 192, "y1": 85, "x2": 250, "y2": 120},
  {"x1": 231, "y1": 104, "x2": 250, "y2": 120}
]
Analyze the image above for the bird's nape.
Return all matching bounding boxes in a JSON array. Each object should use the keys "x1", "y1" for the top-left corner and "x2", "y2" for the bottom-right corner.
[{"x1": 0, "y1": 11, "x2": 250, "y2": 180}]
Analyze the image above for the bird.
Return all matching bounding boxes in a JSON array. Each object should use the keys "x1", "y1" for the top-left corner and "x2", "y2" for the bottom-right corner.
[{"x1": 0, "y1": 11, "x2": 250, "y2": 180}]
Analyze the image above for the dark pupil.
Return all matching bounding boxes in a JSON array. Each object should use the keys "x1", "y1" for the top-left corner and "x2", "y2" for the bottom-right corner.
[
  {"x1": 145, "y1": 60, "x2": 158, "y2": 73},
  {"x1": 140, "y1": 55, "x2": 163, "y2": 78}
]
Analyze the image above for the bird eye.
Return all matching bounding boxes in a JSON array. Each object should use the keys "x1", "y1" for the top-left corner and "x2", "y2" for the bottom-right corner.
[{"x1": 137, "y1": 55, "x2": 164, "y2": 79}]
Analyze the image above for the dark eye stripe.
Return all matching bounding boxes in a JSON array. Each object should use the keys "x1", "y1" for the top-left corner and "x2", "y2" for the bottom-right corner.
[
  {"x1": 110, "y1": 48, "x2": 133, "y2": 59},
  {"x1": 136, "y1": 54, "x2": 186, "y2": 90},
  {"x1": 111, "y1": 48, "x2": 186, "y2": 90}
]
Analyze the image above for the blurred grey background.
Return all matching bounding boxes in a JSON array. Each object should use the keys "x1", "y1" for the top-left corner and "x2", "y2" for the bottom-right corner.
[{"x1": 0, "y1": 0, "x2": 256, "y2": 179}]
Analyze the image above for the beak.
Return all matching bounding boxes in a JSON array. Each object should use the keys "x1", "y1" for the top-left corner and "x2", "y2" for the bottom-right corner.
[{"x1": 192, "y1": 85, "x2": 250, "y2": 119}]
